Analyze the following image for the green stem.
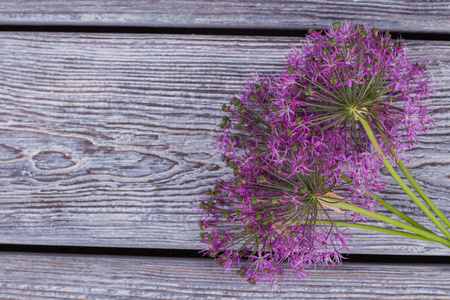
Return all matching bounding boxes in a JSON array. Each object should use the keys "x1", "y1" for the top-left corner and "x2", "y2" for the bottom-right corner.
[
  {"x1": 357, "y1": 115, "x2": 450, "y2": 240},
  {"x1": 369, "y1": 193, "x2": 431, "y2": 232},
  {"x1": 324, "y1": 199, "x2": 450, "y2": 247},
  {"x1": 388, "y1": 147, "x2": 450, "y2": 229},
  {"x1": 322, "y1": 220, "x2": 436, "y2": 243},
  {"x1": 342, "y1": 175, "x2": 431, "y2": 232}
]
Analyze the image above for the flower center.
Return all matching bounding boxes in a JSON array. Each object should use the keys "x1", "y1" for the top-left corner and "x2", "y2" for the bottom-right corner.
[{"x1": 349, "y1": 106, "x2": 360, "y2": 120}]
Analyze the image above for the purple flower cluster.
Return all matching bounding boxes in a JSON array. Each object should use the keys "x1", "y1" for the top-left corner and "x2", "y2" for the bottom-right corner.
[
  {"x1": 199, "y1": 21, "x2": 433, "y2": 288},
  {"x1": 285, "y1": 22, "x2": 433, "y2": 162}
]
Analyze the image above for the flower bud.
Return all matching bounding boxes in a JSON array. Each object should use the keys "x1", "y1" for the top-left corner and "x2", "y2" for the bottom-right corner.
[
  {"x1": 251, "y1": 148, "x2": 260, "y2": 155},
  {"x1": 287, "y1": 66, "x2": 294, "y2": 74},
  {"x1": 233, "y1": 166, "x2": 239, "y2": 175},
  {"x1": 199, "y1": 220, "x2": 205, "y2": 230},
  {"x1": 235, "y1": 177, "x2": 244, "y2": 187},
  {"x1": 230, "y1": 97, "x2": 239, "y2": 106},
  {"x1": 371, "y1": 28, "x2": 380, "y2": 36},
  {"x1": 286, "y1": 128, "x2": 292, "y2": 136},
  {"x1": 276, "y1": 165, "x2": 282, "y2": 174},
  {"x1": 328, "y1": 37, "x2": 336, "y2": 46},
  {"x1": 290, "y1": 142, "x2": 298, "y2": 151},
  {"x1": 220, "y1": 115, "x2": 229, "y2": 129}
]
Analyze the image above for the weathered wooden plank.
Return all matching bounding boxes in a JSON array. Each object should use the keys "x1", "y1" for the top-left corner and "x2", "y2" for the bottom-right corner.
[
  {"x1": 0, "y1": 252, "x2": 448, "y2": 299},
  {"x1": 0, "y1": 32, "x2": 449, "y2": 254},
  {"x1": 0, "y1": 1, "x2": 448, "y2": 33}
]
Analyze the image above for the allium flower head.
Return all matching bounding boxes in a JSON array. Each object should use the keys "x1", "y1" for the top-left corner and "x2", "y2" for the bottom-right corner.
[
  {"x1": 282, "y1": 21, "x2": 433, "y2": 161},
  {"x1": 199, "y1": 163, "x2": 351, "y2": 288}
]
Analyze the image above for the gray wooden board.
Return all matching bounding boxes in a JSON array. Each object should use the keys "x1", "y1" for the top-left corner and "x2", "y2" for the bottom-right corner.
[
  {"x1": 0, "y1": 32, "x2": 449, "y2": 255},
  {"x1": 0, "y1": 1, "x2": 448, "y2": 33},
  {"x1": 0, "y1": 252, "x2": 448, "y2": 299}
]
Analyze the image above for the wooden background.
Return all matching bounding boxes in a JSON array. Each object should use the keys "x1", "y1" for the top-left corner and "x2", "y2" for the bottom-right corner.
[{"x1": 0, "y1": 1, "x2": 449, "y2": 298}]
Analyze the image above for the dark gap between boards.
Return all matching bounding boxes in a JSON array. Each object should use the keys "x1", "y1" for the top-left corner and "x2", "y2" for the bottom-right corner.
[
  {"x1": 0, "y1": 25, "x2": 449, "y2": 41},
  {"x1": 0, "y1": 244, "x2": 448, "y2": 264}
]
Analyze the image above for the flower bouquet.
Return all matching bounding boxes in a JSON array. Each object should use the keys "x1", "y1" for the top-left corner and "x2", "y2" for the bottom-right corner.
[{"x1": 198, "y1": 21, "x2": 449, "y2": 289}]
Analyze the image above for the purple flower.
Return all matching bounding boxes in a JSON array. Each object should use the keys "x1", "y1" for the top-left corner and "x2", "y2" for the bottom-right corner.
[
  {"x1": 282, "y1": 21, "x2": 433, "y2": 171},
  {"x1": 199, "y1": 21, "x2": 433, "y2": 289}
]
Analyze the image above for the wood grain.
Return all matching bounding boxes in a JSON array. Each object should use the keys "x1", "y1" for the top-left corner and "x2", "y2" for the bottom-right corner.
[
  {"x1": 0, "y1": 1, "x2": 448, "y2": 33},
  {"x1": 0, "y1": 252, "x2": 448, "y2": 299},
  {"x1": 0, "y1": 32, "x2": 449, "y2": 254}
]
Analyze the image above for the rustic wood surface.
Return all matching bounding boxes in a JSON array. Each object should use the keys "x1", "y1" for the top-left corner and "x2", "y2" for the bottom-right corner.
[
  {"x1": 0, "y1": 1, "x2": 448, "y2": 33},
  {"x1": 0, "y1": 252, "x2": 447, "y2": 299},
  {"x1": 0, "y1": 32, "x2": 449, "y2": 255}
]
